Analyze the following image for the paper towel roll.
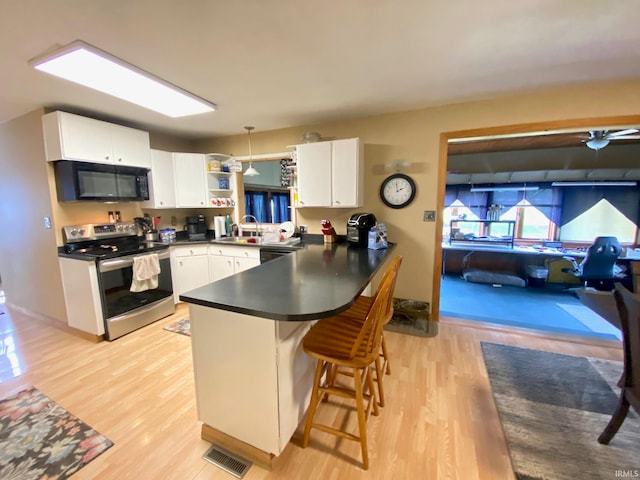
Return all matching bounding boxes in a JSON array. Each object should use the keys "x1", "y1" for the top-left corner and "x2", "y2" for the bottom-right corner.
[{"x1": 214, "y1": 216, "x2": 227, "y2": 238}]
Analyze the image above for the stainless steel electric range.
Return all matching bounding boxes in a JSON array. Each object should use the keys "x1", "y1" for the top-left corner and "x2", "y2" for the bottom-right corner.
[{"x1": 62, "y1": 222, "x2": 175, "y2": 340}]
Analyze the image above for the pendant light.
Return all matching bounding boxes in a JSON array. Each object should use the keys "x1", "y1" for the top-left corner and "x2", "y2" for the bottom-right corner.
[{"x1": 243, "y1": 126, "x2": 260, "y2": 176}]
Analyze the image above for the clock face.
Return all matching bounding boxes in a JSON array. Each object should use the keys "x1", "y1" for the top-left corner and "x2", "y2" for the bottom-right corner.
[{"x1": 380, "y1": 174, "x2": 416, "y2": 209}]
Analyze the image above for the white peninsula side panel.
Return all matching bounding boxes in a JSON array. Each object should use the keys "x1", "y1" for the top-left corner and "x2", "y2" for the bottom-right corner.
[{"x1": 189, "y1": 304, "x2": 315, "y2": 455}]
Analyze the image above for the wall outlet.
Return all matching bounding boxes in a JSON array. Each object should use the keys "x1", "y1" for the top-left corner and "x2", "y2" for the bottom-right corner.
[
  {"x1": 43, "y1": 216, "x2": 52, "y2": 229},
  {"x1": 423, "y1": 210, "x2": 436, "y2": 222}
]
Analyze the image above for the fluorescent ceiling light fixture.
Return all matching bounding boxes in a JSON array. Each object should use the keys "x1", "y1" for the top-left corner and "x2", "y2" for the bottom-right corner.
[
  {"x1": 470, "y1": 186, "x2": 539, "y2": 192},
  {"x1": 551, "y1": 181, "x2": 637, "y2": 187},
  {"x1": 31, "y1": 41, "x2": 216, "y2": 118}
]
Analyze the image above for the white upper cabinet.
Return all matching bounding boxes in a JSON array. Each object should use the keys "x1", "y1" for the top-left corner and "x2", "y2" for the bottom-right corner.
[
  {"x1": 42, "y1": 111, "x2": 151, "y2": 168},
  {"x1": 331, "y1": 138, "x2": 363, "y2": 207},
  {"x1": 142, "y1": 149, "x2": 176, "y2": 208},
  {"x1": 296, "y1": 138, "x2": 363, "y2": 208},
  {"x1": 173, "y1": 153, "x2": 207, "y2": 207},
  {"x1": 110, "y1": 123, "x2": 151, "y2": 168},
  {"x1": 296, "y1": 141, "x2": 332, "y2": 207}
]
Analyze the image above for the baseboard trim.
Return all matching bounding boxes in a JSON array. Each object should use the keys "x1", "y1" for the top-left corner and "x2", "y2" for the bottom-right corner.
[
  {"x1": 201, "y1": 424, "x2": 276, "y2": 471},
  {"x1": 7, "y1": 303, "x2": 103, "y2": 343}
]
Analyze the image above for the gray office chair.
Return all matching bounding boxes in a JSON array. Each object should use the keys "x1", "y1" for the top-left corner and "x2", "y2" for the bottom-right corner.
[{"x1": 562, "y1": 236, "x2": 622, "y2": 291}]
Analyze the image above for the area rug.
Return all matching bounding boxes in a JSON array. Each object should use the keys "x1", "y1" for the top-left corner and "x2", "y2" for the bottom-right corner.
[
  {"x1": 0, "y1": 386, "x2": 113, "y2": 479},
  {"x1": 481, "y1": 342, "x2": 639, "y2": 480},
  {"x1": 163, "y1": 318, "x2": 191, "y2": 336},
  {"x1": 556, "y1": 303, "x2": 621, "y2": 339}
]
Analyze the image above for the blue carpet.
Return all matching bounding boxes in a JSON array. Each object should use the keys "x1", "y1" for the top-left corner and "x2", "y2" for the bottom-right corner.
[{"x1": 440, "y1": 274, "x2": 619, "y2": 340}]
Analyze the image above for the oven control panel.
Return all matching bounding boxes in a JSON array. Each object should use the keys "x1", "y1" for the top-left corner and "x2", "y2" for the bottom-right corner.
[{"x1": 63, "y1": 222, "x2": 138, "y2": 243}]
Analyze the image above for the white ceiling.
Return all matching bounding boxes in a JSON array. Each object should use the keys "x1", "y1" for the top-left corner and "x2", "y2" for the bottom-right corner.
[{"x1": 2, "y1": 1, "x2": 640, "y2": 139}]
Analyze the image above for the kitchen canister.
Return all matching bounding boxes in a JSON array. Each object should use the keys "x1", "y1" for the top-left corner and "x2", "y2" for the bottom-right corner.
[
  {"x1": 159, "y1": 228, "x2": 176, "y2": 243},
  {"x1": 218, "y1": 177, "x2": 230, "y2": 189}
]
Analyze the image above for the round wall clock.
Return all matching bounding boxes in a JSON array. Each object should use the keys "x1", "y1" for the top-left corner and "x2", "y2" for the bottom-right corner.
[{"x1": 380, "y1": 173, "x2": 416, "y2": 209}]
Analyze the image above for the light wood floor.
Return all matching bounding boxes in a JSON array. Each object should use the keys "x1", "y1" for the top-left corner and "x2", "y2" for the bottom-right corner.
[{"x1": 0, "y1": 300, "x2": 623, "y2": 479}]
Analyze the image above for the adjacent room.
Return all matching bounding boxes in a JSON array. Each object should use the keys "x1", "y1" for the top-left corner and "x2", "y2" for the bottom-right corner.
[{"x1": 440, "y1": 131, "x2": 640, "y2": 339}]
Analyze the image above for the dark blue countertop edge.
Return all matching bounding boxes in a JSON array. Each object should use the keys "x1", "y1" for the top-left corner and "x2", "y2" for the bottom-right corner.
[{"x1": 180, "y1": 242, "x2": 396, "y2": 322}]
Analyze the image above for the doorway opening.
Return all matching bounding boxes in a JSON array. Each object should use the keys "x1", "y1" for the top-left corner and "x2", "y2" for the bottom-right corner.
[{"x1": 433, "y1": 117, "x2": 640, "y2": 340}]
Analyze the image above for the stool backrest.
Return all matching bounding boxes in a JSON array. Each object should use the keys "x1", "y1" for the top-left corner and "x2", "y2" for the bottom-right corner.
[
  {"x1": 371, "y1": 256, "x2": 403, "y2": 324},
  {"x1": 352, "y1": 256, "x2": 402, "y2": 359}
]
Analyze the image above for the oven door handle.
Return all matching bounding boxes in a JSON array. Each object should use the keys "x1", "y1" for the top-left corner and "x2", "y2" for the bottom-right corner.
[{"x1": 99, "y1": 250, "x2": 170, "y2": 272}]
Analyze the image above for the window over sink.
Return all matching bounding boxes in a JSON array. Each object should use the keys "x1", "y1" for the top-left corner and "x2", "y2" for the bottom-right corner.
[{"x1": 242, "y1": 159, "x2": 292, "y2": 224}]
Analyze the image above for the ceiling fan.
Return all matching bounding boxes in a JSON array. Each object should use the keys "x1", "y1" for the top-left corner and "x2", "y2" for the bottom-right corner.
[{"x1": 582, "y1": 129, "x2": 640, "y2": 150}]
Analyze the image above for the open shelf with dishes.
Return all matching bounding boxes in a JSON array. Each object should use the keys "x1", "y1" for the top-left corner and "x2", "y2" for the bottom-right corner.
[
  {"x1": 448, "y1": 219, "x2": 515, "y2": 248},
  {"x1": 206, "y1": 153, "x2": 237, "y2": 209}
]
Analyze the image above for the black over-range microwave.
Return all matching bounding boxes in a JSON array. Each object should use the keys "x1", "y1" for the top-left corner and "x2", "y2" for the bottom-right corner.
[{"x1": 53, "y1": 160, "x2": 150, "y2": 202}]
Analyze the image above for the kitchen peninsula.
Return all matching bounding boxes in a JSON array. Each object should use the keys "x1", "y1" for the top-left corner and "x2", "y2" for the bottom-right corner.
[{"x1": 179, "y1": 241, "x2": 395, "y2": 469}]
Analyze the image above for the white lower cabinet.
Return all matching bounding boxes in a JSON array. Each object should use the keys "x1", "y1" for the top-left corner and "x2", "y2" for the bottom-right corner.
[
  {"x1": 172, "y1": 244, "x2": 261, "y2": 302},
  {"x1": 208, "y1": 245, "x2": 260, "y2": 282},
  {"x1": 171, "y1": 245, "x2": 210, "y2": 303},
  {"x1": 58, "y1": 258, "x2": 104, "y2": 335},
  {"x1": 190, "y1": 304, "x2": 315, "y2": 455},
  {"x1": 208, "y1": 255, "x2": 234, "y2": 283}
]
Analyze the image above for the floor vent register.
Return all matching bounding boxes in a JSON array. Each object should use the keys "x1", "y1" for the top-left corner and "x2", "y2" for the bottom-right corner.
[{"x1": 202, "y1": 444, "x2": 252, "y2": 478}]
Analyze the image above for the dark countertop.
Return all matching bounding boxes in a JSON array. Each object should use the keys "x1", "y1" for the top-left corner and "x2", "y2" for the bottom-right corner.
[
  {"x1": 57, "y1": 234, "x2": 309, "y2": 260},
  {"x1": 179, "y1": 242, "x2": 396, "y2": 321}
]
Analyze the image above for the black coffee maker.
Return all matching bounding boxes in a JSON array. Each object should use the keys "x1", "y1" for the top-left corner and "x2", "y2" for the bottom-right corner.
[
  {"x1": 186, "y1": 215, "x2": 207, "y2": 240},
  {"x1": 346, "y1": 213, "x2": 376, "y2": 247}
]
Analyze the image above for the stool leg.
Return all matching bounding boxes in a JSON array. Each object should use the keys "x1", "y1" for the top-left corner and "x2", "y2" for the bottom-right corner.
[
  {"x1": 373, "y1": 356, "x2": 385, "y2": 408},
  {"x1": 322, "y1": 363, "x2": 338, "y2": 403},
  {"x1": 302, "y1": 359, "x2": 325, "y2": 448},
  {"x1": 366, "y1": 366, "x2": 380, "y2": 417},
  {"x1": 353, "y1": 368, "x2": 369, "y2": 470},
  {"x1": 381, "y1": 334, "x2": 391, "y2": 375}
]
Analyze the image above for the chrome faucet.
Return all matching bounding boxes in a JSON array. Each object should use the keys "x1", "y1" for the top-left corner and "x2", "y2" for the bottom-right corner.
[{"x1": 239, "y1": 215, "x2": 261, "y2": 237}]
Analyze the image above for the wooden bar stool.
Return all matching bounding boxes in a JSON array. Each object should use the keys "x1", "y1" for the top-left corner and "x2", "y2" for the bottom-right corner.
[
  {"x1": 301, "y1": 271, "x2": 395, "y2": 470},
  {"x1": 333, "y1": 255, "x2": 403, "y2": 407}
]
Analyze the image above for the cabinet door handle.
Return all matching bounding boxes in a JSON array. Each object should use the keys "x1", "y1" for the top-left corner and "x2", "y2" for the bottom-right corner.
[
  {"x1": 105, "y1": 155, "x2": 110, "y2": 160},
  {"x1": 117, "y1": 158, "x2": 122, "y2": 162}
]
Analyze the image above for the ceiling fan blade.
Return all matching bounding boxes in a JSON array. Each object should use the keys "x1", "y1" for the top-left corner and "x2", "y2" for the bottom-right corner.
[
  {"x1": 606, "y1": 128, "x2": 639, "y2": 138},
  {"x1": 609, "y1": 135, "x2": 640, "y2": 140}
]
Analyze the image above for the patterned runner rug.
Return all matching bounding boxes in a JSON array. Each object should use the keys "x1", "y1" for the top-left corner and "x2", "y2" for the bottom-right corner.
[
  {"x1": 481, "y1": 342, "x2": 639, "y2": 480},
  {"x1": 0, "y1": 386, "x2": 113, "y2": 479},
  {"x1": 163, "y1": 318, "x2": 191, "y2": 336}
]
